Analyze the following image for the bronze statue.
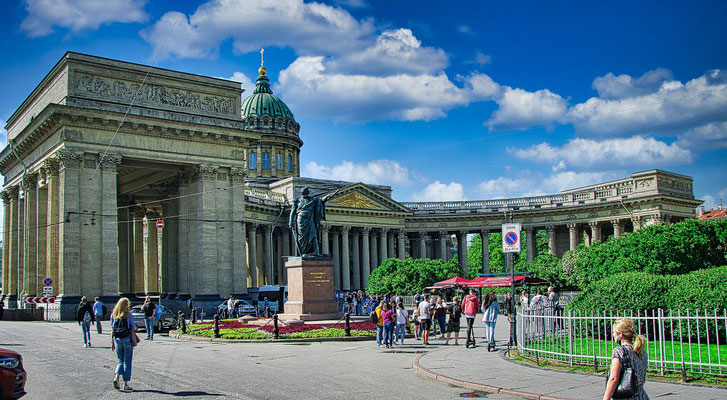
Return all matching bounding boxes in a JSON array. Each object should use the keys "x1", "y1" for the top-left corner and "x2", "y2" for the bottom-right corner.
[{"x1": 289, "y1": 187, "x2": 339, "y2": 257}]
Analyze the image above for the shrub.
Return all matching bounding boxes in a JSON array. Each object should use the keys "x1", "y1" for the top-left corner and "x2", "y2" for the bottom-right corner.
[{"x1": 367, "y1": 257, "x2": 462, "y2": 294}]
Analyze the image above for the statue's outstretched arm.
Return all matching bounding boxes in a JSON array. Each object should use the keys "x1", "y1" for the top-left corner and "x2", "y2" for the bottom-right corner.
[{"x1": 321, "y1": 188, "x2": 340, "y2": 203}]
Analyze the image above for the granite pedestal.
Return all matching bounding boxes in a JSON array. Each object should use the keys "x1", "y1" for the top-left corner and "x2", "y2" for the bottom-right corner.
[{"x1": 278, "y1": 257, "x2": 341, "y2": 321}]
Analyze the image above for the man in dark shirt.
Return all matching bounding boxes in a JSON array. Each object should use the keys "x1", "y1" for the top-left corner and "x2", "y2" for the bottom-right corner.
[{"x1": 141, "y1": 296, "x2": 156, "y2": 340}]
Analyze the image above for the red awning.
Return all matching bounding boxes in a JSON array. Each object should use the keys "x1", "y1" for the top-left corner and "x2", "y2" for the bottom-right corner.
[
  {"x1": 465, "y1": 275, "x2": 549, "y2": 288},
  {"x1": 432, "y1": 276, "x2": 475, "y2": 287}
]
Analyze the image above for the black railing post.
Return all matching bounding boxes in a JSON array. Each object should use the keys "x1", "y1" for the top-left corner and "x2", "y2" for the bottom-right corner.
[
  {"x1": 213, "y1": 314, "x2": 220, "y2": 338},
  {"x1": 344, "y1": 313, "x2": 351, "y2": 337},
  {"x1": 273, "y1": 314, "x2": 279, "y2": 339}
]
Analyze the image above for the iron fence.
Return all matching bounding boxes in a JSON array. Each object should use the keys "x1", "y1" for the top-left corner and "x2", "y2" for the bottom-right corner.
[{"x1": 517, "y1": 307, "x2": 727, "y2": 376}]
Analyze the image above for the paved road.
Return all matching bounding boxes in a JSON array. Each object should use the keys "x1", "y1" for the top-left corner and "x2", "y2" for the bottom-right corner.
[{"x1": 0, "y1": 320, "x2": 521, "y2": 400}]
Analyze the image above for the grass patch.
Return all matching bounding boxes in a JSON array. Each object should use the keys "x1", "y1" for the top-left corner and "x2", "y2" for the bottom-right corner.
[
  {"x1": 196, "y1": 328, "x2": 271, "y2": 340},
  {"x1": 281, "y1": 328, "x2": 373, "y2": 339}
]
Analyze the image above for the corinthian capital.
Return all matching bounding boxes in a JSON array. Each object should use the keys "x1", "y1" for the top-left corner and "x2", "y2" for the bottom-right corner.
[
  {"x1": 99, "y1": 153, "x2": 122, "y2": 170},
  {"x1": 195, "y1": 164, "x2": 219, "y2": 181}
]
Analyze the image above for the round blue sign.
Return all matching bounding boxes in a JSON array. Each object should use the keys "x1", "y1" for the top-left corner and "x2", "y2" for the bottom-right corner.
[
  {"x1": 504, "y1": 232, "x2": 518, "y2": 246},
  {"x1": 43, "y1": 277, "x2": 53, "y2": 286}
]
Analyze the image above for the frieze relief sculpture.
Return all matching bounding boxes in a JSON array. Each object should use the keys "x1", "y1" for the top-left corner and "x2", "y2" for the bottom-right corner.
[{"x1": 74, "y1": 75, "x2": 235, "y2": 115}]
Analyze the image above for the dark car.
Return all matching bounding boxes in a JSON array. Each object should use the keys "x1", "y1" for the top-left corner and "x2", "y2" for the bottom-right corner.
[
  {"x1": 131, "y1": 304, "x2": 177, "y2": 332},
  {"x1": 0, "y1": 347, "x2": 26, "y2": 399}
]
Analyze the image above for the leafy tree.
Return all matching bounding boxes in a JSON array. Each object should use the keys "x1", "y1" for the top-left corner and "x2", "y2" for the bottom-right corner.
[
  {"x1": 465, "y1": 230, "x2": 548, "y2": 278},
  {"x1": 366, "y1": 257, "x2": 462, "y2": 295}
]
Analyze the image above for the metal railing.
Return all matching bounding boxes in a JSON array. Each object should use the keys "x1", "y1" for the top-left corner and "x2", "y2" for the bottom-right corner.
[{"x1": 517, "y1": 307, "x2": 727, "y2": 376}]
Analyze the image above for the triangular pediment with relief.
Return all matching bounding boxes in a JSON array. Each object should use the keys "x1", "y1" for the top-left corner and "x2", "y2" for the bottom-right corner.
[{"x1": 326, "y1": 183, "x2": 412, "y2": 214}]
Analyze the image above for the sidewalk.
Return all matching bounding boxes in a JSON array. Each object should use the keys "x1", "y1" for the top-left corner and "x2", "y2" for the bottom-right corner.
[{"x1": 414, "y1": 315, "x2": 727, "y2": 400}]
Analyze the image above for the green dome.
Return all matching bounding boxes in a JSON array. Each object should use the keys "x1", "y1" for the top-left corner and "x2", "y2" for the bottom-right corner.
[{"x1": 241, "y1": 73, "x2": 297, "y2": 126}]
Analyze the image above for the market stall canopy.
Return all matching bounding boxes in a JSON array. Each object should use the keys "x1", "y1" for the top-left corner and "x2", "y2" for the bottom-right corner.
[
  {"x1": 433, "y1": 276, "x2": 476, "y2": 287},
  {"x1": 466, "y1": 275, "x2": 549, "y2": 288}
]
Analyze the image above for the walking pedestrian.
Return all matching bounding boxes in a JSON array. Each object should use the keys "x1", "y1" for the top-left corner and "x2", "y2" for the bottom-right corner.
[
  {"x1": 374, "y1": 300, "x2": 385, "y2": 347},
  {"x1": 395, "y1": 303, "x2": 408, "y2": 345},
  {"x1": 603, "y1": 318, "x2": 649, "y2": 400},
  {"x1": 481, "y1": 291, "x2": 500, "y2": 345},
  {"x1": 417, "y1": 294, "x2": 433, "y2": 345},
  {"x1": 227, "y1": 295, "x2": 236, "y2": 319},
  {"x1": 412, "y1": 309, "x2": 420, "y2": 340},
  {"x1": 520, "y1": 290, "x2": 529, "y2": 310},
  {"x1": 530, "y1": 289, "x2": 544, "y2": 310},
  {"x1": 110, "y1": 297, "x2": 137, "y2": 392},
  {"x1": 462, "y1": 289, "x2": 480, "y2": 347},
  {"x1": 77, "y1": 296, "x2": 95, "y2": 347},
  {"x1": 435, "y1": 297, "x2": 448, "y2": 339},
  {"x1": 93, "y1": 297, "x2": 105, "y2": 334},
  {"x1": 141, "y1": 296, "x2": 156, "y2": 340},
  {"x1": 445, "y1": 297, "x2": 462, "y2": 345}
]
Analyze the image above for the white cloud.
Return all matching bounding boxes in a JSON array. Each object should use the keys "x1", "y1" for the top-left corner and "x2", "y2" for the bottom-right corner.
[
  {"x1": 141, "y1": 0, "x2": 374, "y2": 60},
  {"x1": 20, "y1": 0, "x2": 147, "y2": 37},
  {"x1": 474, "y1": 52, "x2": 491, "y2": 66},
  {"x1": 700, "y1": 188, "x2": 727, "y2": 210},
  {"x1": 476, "y1": 176, "x2": 540, "y2": 198},
  {"x1": 592, "y1": 68, "x2": 672, "y2": 99},
  {"x1": 225, "y1": 72, "x2": 255, "y2": 95},
  {"x1": 276, "y1": 57, "x2": 499, "y2": 122},
  {"x1": 508, "y1": 136, "x2": 693, "y2": 171},
  {"x1": 302, "y1": 159, "x2": 412, "y2": 186},
  {"x1": 486, "y1": 87, "x2": 568, "y2": 131},
  {"x1": 410, "y1": 181, "x2": 467, "y2": 201},
  {"x1": 542, "y1": 171, "x2": 621, "y2": 192},
  {"x1": 475, "y1": 170, "x2": 623, "y2": 199},
  {"x1": 334, "y1": 0, "x2": 368, "y2": 8},
  {"x1": 568, "y1": 69, "x2": 727, "y2": 136},
  {"x1": 325, "y1": 29, "x2": 449, "y2": 76},
  {"x1": 677, "y1": 121, "x2": 727, "y2": 150}
]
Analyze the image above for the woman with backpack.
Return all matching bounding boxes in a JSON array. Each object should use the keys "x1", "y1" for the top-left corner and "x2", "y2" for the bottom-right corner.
[
  {"x1": 481, "y1": 291, "x2": 500, "y2": 348},
  {"x1": 445, "y1": 297, "x2": 462, "y2": 345},
  {"x1": 76, "y1": 296, "x2": 95, "y2": 348},
  {"x1": 110, "y1": 297, "x2": 138, "y2": 392}
]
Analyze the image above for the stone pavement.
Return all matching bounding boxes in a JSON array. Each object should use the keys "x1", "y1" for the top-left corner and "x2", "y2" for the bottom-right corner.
[{"x1": 414, "y1": 315, "x2": 727, "y2": 400}]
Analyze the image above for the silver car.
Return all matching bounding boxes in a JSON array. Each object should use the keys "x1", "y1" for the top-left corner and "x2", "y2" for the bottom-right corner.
[
  {"x1": 217, "y1": 299, "x2": 257, "y2": 318},
  {"x1": 131, "y1": 304, "x2": 177, "y2": 332}
]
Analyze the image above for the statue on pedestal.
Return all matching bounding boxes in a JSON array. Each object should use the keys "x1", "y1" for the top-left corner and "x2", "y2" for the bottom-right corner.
[{"x1": 289, "y1": 187, "x2": 339, "y2": 257}]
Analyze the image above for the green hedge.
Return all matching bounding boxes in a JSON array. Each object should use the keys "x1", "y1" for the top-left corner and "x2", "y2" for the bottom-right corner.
[{"x1": 366, "y1": 257, "x2": 462, "y2": 295}]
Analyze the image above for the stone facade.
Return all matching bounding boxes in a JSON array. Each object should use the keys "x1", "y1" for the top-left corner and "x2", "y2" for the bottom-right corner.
[{"x1": 0, "y1": 53, "x2": 702, "y2": 319}]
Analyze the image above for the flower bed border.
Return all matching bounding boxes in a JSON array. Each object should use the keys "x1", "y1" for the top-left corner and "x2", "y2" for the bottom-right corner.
[{"x1": 170, "y1": 330, "x2": 378, "y2": 343}]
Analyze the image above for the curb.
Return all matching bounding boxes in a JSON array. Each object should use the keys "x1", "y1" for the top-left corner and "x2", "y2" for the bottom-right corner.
[{"x1": 412, "y1": 351, "x2": 575, "y2": 400}]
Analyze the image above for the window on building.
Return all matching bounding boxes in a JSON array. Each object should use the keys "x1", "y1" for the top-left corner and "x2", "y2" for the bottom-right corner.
[
  {"x1": 262, "y1": 152, "x2": 271, "y2": 170},
  {"x1": 276, "y1": 153, "x2": 283, "y2": 170},
  {"x1": 288, "y1": 155, "x2": 293, "y2": 172},
  {"x1": 248, "y1": 152, "x2": 257, "y2": 169}
]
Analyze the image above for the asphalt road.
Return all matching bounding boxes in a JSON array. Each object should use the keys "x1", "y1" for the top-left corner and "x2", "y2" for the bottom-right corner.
[{"x1": 1, "y1": 320, "x2": 522, "y2": 400}]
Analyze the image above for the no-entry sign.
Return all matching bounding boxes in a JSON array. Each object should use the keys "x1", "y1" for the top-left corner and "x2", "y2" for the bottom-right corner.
[
  {"x1": 502, "y1": 223, "x2": 522, "y2": 253},
  {"x1": 156, "y1": 220, "x2": 165, "y2": 229}
]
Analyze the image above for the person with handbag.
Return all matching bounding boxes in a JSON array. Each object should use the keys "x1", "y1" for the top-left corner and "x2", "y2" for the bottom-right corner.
[
  {"x1": 110, "y1": 297, "x2": 138, "y2": 392},
  {"x1": 603, "y1": 318, "x2": 649, "y2": 400}
]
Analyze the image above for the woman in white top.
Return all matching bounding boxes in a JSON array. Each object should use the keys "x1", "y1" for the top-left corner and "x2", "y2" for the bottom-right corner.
[{"x1": 395, "y1": 303, "x2": 408, "y2": 345}]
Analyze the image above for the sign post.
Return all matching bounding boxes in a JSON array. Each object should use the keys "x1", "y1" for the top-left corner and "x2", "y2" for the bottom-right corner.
[{"x1": 502, "y1": 223, "x2": 521, "y2": 346}]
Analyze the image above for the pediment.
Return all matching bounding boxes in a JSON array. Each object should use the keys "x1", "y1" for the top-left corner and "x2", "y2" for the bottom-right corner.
[{"x1": 326, "y1": 183, "x2": 412, "y2": 214}]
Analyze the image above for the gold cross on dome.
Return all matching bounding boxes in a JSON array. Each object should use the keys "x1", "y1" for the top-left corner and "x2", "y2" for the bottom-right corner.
[{"x1": 260, "y1": 48, "x2": 265, "y2": 68}]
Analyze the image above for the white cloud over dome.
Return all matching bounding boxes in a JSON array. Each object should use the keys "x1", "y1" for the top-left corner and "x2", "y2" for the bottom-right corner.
[
  {"x1": 486, "y1": 87, "x2": 568, "y2": 131},
  {"x1": 410, "y1": 181, "x2": 467, "y2": 201},
  {"x1": 21, "y1": 0, "x2": 147, "y2": 37},
  {"x1": 508, "y1": 136, "x2": 693, "y2": 171},
  {"x1": 302, "y1": 159, "x2": 412, "y2": 187}
]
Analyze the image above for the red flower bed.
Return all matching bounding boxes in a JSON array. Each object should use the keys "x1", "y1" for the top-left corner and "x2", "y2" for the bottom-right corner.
[{"x1": 190, "y1": 320, "x2": 377, "y2": 335}]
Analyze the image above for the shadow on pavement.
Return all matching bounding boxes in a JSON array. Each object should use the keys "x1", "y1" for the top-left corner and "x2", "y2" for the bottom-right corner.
[{"x1": 130, "y1": 390, "x2": 223, "y2": 397}]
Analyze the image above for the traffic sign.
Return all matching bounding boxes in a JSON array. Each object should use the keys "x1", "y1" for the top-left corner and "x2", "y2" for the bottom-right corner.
[
  {"x1": 43, "y1": 277, "x2": 53, "y2": 286},
  {"x1": 25, "y1": 297, "x2": 55, "y2": 304},
  {"x1": 42, "y1": 286, "x2": 53, "y2": 297},
  {"x1": 502, "y1": 223, "x2": 522, "y2": 253},
  {"x1": 156, "y1": 220, "x2": 165, "y2": 229}
]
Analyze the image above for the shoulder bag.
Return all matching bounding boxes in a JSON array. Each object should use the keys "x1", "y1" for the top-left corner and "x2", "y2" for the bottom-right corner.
[{"x1": 607, "y1": 346, "x2": 639, "y2": 399}]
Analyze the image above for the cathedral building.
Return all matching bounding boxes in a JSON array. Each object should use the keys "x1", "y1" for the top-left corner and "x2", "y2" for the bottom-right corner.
[{"x1": 0, "y1": 53, "x2": 701, "y2": 318}]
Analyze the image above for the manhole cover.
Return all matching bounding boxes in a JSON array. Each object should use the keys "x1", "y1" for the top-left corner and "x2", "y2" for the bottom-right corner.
[{"x1": 460, "y1": 393, "x2": 486, "y2": 398}]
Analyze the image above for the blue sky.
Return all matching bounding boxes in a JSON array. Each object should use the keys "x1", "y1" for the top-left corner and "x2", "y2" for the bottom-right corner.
[{"x1": 1, "y1": 0, "x2": 726, "y2": 208}]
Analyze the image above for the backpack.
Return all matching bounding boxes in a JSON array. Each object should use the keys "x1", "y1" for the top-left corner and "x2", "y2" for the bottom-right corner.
[
  {"x1": 452, "y1": 305, "x2": 462, "y2": 320},
  {"x1": 369, "y1": 309, "x2": 379, "y2": 324},
  {"x1": 112, "y1": 318, "x2": 130, "y2": 339}
]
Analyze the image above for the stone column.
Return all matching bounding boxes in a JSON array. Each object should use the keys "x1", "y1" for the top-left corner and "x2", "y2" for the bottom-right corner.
[
  {"x1": 265, "y1": 224, "x2": 274, "y2": 285},
  {"x1": 99, "y1": 154, "x2": 121, "y2": 296},
  {"x1": 480, "y1": 230, "x2": 490, "y2": 274},
  {"x1": 57, "y1": 151, "x2": 83, "y2": 296},
  {"x1": 44, "y1": 161, "x2": 60, "y2": 296},
  {"x1": 457, "y1": 231, "x2": 467, "y2": 272},
  {"x1": 275, "y1": 228, "x2": 283, "y2": 285},
  {"x1": 387, "y1": 232, "x2": 395, "y2": 259},
  {"x1": 256, "y1": 143, "x2": 262, "y2": 175},
  {"x1": 144, "y1": 215, "x2": 159, "y2": 294},
  {"x1": 230, "y1": 168, "x2": 247, "y2": 294},
  {"x1": 567, "y1": 223, "x2": 578, "y2": 251},
  {"x1": 418, "y1": 232, "x2": 427, "y2": 259},
  {"x1": 370, "y1": 230, "x2": 379, "y2": 268},
  {"x1": 612, "y1": 219, "x2": 624, "y2": 238},
  {"x1": 426, "y1": 235, "x2": 434, "y2": 259},
  {"x1": 547, "y1": 225, "x2": 557, "y2": 255},
  {"x1": 280, "y1": 227, "x2": 289, "y2": 285},
  {"x1": 1, "y1": 190, "x2": 13, "y2": 300},
  {"x1": 526, "y1": 227, "x2": 536, "y2": 263},
  {"x1": 331, "y1": 229, "x2": 341, "y2": 290},
  {"x1": 351, "y1": 229, "x2": 361, "y2": 290},
  {"x1": 632, "y1": 216, "x2": 642, "y2": 231},
  {"x1": 256, "y1": 229, "x2": 265, "y2": 285},
  {"x1": 397, "y1": 230, "x2": 406, "y2": 260},
  {"x1": 361, "y1": 227, "x2": 371, "y2": 288},
  {"x1": 438, "y1": 231, "x2": 448, "y2": 261},
  {"x1": 6, "y1": 187, "x2": 20, "y2": 300},
  {"x1": 131, "y1": 209, "x2": 146, "y2": 293},
  {"x1": 23, "y1": 176, "x2": 37, "y2": 295},
  {"x1": 17, "y1": 193, "x2": 25, "y2": 297},
  {"x1": 35, "y1": 177, "x2": 48, "y2": 297},
  {"x1": 379, "y1": 228, "x2": 388, "y2": 263},
  {"x1": 589, "y1": 221, "x2": 601, "y2": 244},
  {"x1": 341, "y1": 226, "x2": 351, "y2": 291},
  {"x1": 191, "y1": 164, "x2": 221, "y2": 295},
  {"x1": 247, "y1": 223, "x2": 258, "y2": 287},
  {"x1": 321, "y1": 224, "x2": 330, "y2": 256}
]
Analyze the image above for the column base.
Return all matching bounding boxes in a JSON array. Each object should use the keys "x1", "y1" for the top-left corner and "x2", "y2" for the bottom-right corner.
[{"x1": 55, "y1": 294, "x2": 83, "y2": 321}]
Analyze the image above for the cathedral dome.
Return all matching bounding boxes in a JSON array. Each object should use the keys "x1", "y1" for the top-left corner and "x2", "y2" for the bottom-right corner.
[{"x1": 241, "y1": 67, "x2": 299, "y2": 134}]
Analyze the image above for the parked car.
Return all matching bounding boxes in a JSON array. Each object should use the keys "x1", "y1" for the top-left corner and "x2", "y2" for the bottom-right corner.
[
  {"x1": 217, "y1": 299, "x2": 257, "y2": 318},
  {"x1": 0, "y1": 347, "x2": 26, "y2": 399},
  {"x1": 131, "y1": 304, "x2": 177, "y2": 332}
]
